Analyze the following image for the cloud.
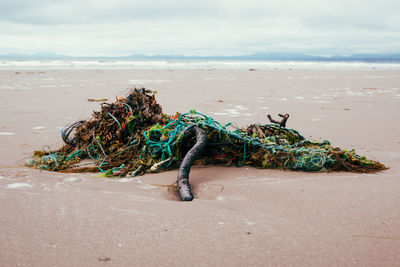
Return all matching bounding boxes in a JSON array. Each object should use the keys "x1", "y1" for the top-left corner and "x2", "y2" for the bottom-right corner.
[
  {"x1": 0, "y1": 0, "x2": 222, "y2": 25},
  {"x1": 0, "y1": 0, "x2": 399, "y2": 56}
]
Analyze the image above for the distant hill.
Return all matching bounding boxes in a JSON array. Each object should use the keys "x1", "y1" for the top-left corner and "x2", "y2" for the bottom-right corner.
[
  {"x1": 127, "y1": 53, "x2": 400, "y2": 62},
  {"x1": 327, "y1": 54, "x2": 400, "y2": 62},
  {"x1": 1, "y1": 52, "x2": 400, "y2": 62}
]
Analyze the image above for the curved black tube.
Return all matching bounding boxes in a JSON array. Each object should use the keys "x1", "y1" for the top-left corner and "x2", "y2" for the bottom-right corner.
[
  {"x1": 177, "y1": 126, "x2": 207, "y2": 201},
  {"x1": 61, "y1": 120, "x2": 85, "y2": 146}
]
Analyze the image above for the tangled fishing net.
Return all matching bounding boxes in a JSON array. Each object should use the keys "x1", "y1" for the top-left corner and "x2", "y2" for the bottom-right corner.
[{"x1": 26, "y1": 88, "x2": 387, "y2": 177}]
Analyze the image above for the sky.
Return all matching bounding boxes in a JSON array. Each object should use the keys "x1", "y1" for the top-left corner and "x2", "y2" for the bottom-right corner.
[{"x1": 0, "y1": 0, "x2": 399, "y2": 57}]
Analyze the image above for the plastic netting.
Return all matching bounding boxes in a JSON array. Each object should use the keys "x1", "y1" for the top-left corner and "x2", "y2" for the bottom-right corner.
[{"x1": 26, "y1": 88, "x2": 387, "y2": 176}]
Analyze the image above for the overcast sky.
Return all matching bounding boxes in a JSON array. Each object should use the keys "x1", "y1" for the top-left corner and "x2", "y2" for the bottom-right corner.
[{"x1": 0, "y1": 0, "x2": 399, "y2": 56}]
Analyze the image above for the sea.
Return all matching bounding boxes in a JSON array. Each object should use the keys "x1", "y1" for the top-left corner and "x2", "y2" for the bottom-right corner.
[{"x1": 1, "y1": 57, "x2": 400, "y2": 70}]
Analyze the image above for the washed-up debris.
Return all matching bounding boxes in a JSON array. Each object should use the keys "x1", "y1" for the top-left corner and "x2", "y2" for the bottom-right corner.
[
  {"x1": 26, "y1": 88, "x2": 387, "y2": 200},
  {"x1": 88, "y1": 98, "x2": 108, "y2": 102},
  {"x1": 267, "y1": 113, "x2": 289, "y2": 127}
]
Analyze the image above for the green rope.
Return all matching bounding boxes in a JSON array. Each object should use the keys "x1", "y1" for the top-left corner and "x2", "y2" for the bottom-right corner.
[
  {"x1": 99, "y1": 162, "x2": 125, "y2": 174},
  {"x1": 118, "y1": 102, "x2": 133, "y2": 117},
  {"x1": 108, "y1": 112, "x2": 122, "y2": 129},
  {"x1": 142, "y1": 110, "x2": 343, "y2": 172},
  {"x1": 99, "y1": 162, "x2": 109, "y2": 172},
  {"x1": 28, "y1": 107, "x2": 384, "y2": 174},
  {"x1": 64, "y1": 150, "x2": 83, "y2": 161}
]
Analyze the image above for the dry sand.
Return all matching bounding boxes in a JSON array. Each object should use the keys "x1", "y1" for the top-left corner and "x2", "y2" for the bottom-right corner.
[{"x1": 0, "y1": 69, "x2": 399, "y2": 266}]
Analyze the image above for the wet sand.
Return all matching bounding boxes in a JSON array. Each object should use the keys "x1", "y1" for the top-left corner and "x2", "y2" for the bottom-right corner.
[{"x1": 1, "y1": 69, "x2": 400, "y2": 266}]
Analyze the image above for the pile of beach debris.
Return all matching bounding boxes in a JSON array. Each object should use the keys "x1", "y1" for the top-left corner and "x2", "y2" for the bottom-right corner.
[{"x1": 26, "y1": 88, "x2": 387, "y2": 200}]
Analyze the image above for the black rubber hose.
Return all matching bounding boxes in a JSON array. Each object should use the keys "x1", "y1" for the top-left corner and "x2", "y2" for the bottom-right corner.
[
  {"x1": 61, "y1": 120, "x2": 85, "y2": 146},
  {"x1": 177, "y1": 126, "x2": 207, "y2": 201}
]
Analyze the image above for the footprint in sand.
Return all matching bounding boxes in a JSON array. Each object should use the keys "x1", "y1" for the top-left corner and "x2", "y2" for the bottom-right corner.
[
  {"x1": 194, "y1": 183, "x2": 224, "y2": 200},
  {"x1": 164, "y1": 183, "x2": 224, "y2": 201}
]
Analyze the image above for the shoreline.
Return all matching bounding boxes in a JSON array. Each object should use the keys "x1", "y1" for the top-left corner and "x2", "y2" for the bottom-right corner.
[{"x1": 2, "y1": 59, "x2": 400, "y2": 71}]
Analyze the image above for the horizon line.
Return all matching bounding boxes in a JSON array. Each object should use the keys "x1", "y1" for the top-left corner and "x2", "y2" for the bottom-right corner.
[{"x1": 1, "y1": 52, "x2": 400, "y2": 62}]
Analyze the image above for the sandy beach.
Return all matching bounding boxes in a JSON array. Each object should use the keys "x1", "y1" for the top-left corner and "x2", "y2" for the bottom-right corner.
[{"x1": 1, "y1": 68, "x2": 399, "y2": 266}]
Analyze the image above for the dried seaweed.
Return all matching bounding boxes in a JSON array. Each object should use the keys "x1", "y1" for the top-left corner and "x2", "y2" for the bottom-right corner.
[{"x1": 26, "y1": 88, "x2": 388, "y2": 179}]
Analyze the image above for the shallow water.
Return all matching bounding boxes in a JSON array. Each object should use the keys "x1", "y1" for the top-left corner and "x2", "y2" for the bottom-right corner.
[{"x1": 1, "y1": 58, "x2": 400, "y2": 70}]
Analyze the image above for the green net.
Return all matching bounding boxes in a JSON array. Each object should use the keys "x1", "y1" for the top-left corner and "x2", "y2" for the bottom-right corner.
[{"x1": 26, "y1": 88, "x2": 387, "y2": 176}]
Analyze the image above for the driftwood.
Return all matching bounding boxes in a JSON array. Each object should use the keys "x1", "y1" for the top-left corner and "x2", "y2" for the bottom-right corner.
[{"x1": 267, "y1": 113, "x2": 289, "y2": 127}]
